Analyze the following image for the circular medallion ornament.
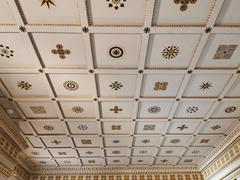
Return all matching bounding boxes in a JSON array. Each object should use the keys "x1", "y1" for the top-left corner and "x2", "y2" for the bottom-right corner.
[
  {"x1": 148, "y1": 106, "x2": 161, "y2": 113},
  {"x1": 109, "y1": 46, "x2": 124, "y2": 59},
  {"x1": 225, "y1": 106, "x2": 236, "y2": 113},
  {"x1": 63, "y1": 80, "x2": 79, "y2": 91},
  {"x1": 44, "y1": 125, "x2": 54, "y2": 131}
]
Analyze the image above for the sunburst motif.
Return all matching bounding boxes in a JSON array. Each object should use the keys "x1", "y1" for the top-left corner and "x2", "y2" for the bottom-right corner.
[
  {"x1": 41, "y1": 0, "x2": 56, "y2": 9},
  {"x1": 200, "y1": 82, "x2": 212, "y2": 91},
  {"x1": 161, "y1": 45, "x2": 180, "y2": 59}
]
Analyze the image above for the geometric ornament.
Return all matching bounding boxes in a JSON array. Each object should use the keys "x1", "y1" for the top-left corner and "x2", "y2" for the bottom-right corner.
[
  {"x1": 174, "y1": 0, "x2": 197, "y2": 12},
  {"x1": 186, "y1": 106, "x2": 199, "y2": 114},
  {"x1": 40, "y1": 0, "x2": 56, "y2": 9},
  {"x1": 106, "y1": 0, "x2": 126, "y2": 10},
  {"x1": 161, "y1": 45, "x2": 180, "y2": 59},
  {"x1": 177, "y1": 124, "x2": 188, "y2": 130},
  {"x1": 0, "y1": 44, "x2": 14, "y2": 58},
  {"x1": 213, "y1": 45, "x2": 237, "y2": 59},
  {"x1": 225, "y1": 106, "x2": 236, "y2": 113},
  {"x1": 109, "y1": 81, "x2": 123, "y2": 90},
  {"x1": 109, "y1": 46, "x2": 124, "y2": 59},
  {"x1": 154, "y1": 81, "x2": 168, "y2": 91},
  {"x1": 17, "y1": 81, "x2": 32, "y2": 90},
  {"x1": 63, "y1": 81, "x2": 79, "y2": 91},
  {"x1": 51, "y1": 44, "x2": 71, "y2": 59},
  {"x1": 30, "y1": 106, "x2": 47, "y2": 114}
]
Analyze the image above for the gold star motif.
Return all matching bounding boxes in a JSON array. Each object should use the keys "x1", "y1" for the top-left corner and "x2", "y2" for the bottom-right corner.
[{"x1": 41, "y1": 0, "x2": 56, "y2": 9}]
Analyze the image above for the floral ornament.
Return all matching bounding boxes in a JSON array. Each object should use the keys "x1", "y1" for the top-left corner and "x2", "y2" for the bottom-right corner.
[
  {"x1": 51, "y1": 44, "x2": 71, "y2": 59},
  {"x1": 174, "y1": 0, "x2": 197, "y2": 12},
  {"x1": 17, "y1": 81, "x2": 32, "y2": 90},
  {"x1": 186, "y1": 106, "x2": 199, "y2": 113},
  {"x1": 161, "y1": 45, "x2": 180, "y2": 59},
  {"x1": 109, "y1": 81, "x2": 123, "y2": 90},
  {"x1": 0, "y1": 45, "x2": 14, "y2": 58},
  {"x1": 200, "y1": 82, "x2": 212, "y2": 91},
  {"x1": 106, "y1": 0, "x2": 127, "y2": 10}
]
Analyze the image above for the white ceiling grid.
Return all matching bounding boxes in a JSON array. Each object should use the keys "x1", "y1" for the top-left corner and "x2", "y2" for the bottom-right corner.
[{"x1": 0, "y1": 0, "x2": 240, "y2": 168}]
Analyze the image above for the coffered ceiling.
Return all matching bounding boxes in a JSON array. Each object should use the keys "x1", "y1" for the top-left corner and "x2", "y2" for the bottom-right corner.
[{"x1": 0, "y1": 0, "x2": 240, "y2": 169}]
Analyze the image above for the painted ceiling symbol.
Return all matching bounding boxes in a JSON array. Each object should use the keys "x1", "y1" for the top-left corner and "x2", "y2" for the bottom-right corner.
[
  {"x1": 78, "y1": 125, "x2": 88, "y2": 131},
  {"x1": 200, "y1": 139, "x2": 209, "y2": 143},
  {"x1": 165, "y1": 150, "x2": 173, "y2": 154},
  {"x1": 30, "y1": 106, "x2": 47, "y2": 114},
  {"x1": 0, "y1": 45, "x2": 14, "y2": 58},
  {"x1": 110, "y1": 106, "x2": 123, "y2": 113},
  {"x1": 174, "y1": 0, "x2": 197, "y2": 12},
  {"x1": 141, "y1": 139, "x2": 150, "y2": 144},
  {"x1": 170, "y1": 139, "x2": 180, "y2": 144},
  {"x1": 200, "y1": 82, "x2": 212, "y2": 91},
  {"x1": 31, "y1": 151, "x2": 39, "y2": 155},
  {"x1": 17, "y1": 81, "x2": 32, "y2": 90},
  {"x1": 139, "y1": 150, "x2": 147, "y2": 154},
  {"x1": 211, "y1": 125, "x2": 221, "y2": 130},
  {"x1": 137, "y1": 159, "x2": 143, "y2": 163},
  {"x1": 184, "y1": 159, "x2": 193, "y2": 163},
  {"x1": 109, "y1": 46, "x2": 124, "y2": 58},
  {"x1": 143, "y1": 125, "x2": 155, "y2": 131},
  {"x1": 161, "y1": 45, "x2": 180, "y2": 59},
  {"x1": 161, "y1": 159, "x2": 168, "y2": 163},
  {"x1": 109, "y1": 81, "x2": 123, "y2": 90},
  {"x1": 86, "y1": 151, "x2": 93, "y2": 155},
  {"x1": 44, "y1": 125, "x2": 54, "y2": 131},
  {"x1": 225, "y1": 106, "x2": 236, "y2": 113},
  {"x1": 58, "y1": 152, "x2": 67, "y2": 155},
  {"x1": 112, "y1": 150, "x2": 121, "y2": 154},
  {"x1": 106, "y1": 0, "x2": 127, "y2": 10},
  {"x1": 81, "y1": 139, "x2": 92, "y2": 144},
  {"x1": 192, "y1": 150, "x2": 200, "y2": 154},
  {"x1": 113, "y1": 160, "x2": 120, "y2": 163},
  {"x1": 112, "y1": 125, "x2": 121, "y2": 130},
  {"x1": 113, "y1": 140, "x2": 120, "y2": 143},
  {"x1": 41, "y1": 0, "x2": 56, "y2": 9},
  {"x1": 72, "y1": 106, "x2": 84, "y2": 113},
  {"x1": 154, "y1": 81, "x2": 168, "y2": 91},
  {"x1": 186, "y1": 106, "x2": 199, "y2": 114},
  {"x1": 88, "y1": 160, "x2": 95, "y2": 163},
  {"x1": 51, "y1": 44, "x2": 71, "y2": 59},
  {"x1": 213, "y1": 45, "x2": 237, "y2": 59},
  {"x1": 51, "y1": 140, "x2": 61, "y2": 145},
  {"x1": 177, "y1": 124, "x2": 188, "y2": 130},
  {"x1": 148, "y1": 106, "x2": 161, "y2": 113},
  {"x1": 63, "y1": 80, "x2": 79, "y2": 91}
]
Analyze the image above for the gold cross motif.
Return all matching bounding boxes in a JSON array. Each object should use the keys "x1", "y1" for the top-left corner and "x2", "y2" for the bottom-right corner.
[
  {"x1": 177, "y1": 124, "x2": 188, "y2": 130},
  {"x1": 110, "y1": 106, "x2": 123, "y2": 113},
  {"x1": 51, "y1": 140, "x2": 61, "y2": 145}
]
